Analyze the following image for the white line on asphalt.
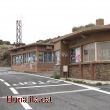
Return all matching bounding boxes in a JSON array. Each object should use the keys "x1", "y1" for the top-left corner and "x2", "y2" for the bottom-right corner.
[
  {"x1": 20, "y1": 72, "x2": 100, "y2": 90},
  {"x1": 0, "y1": 79, "x2": 5, "y2": 82},
  {"x1": 9, "y1": 87, "x2": 19, "y2": 94},
  {"x1": 2, "y1": 72, "x2": 110, "y2": 95},
  {"x1": 93, "y1": 89, "x2": 110, "y2": 95},
  {"x1": 63, "y1": 80, "x2": 100, "y2": 90},
  {"x1": 1, "y1": 89, "x2": 90, "y2": 98},
  {"x1": 18, "y1": 97, "x2": 32, "y2": 110},
  {"x1": 4, "y1": 82, "x2": 11, "y2": 87},
  {"x1": 15, "y1": 83, "x2": 72, "y2": 89}
]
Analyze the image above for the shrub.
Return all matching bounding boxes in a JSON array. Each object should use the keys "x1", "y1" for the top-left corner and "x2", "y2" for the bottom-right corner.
[
  {"x1": 96, "y1": 82, "x2": 102, "y2": 86},
  {"x1": 51, "y1": 72, "x2": 60, "y2": 79}
]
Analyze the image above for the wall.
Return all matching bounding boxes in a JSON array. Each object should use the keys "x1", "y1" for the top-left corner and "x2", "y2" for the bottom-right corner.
[
  {"x1": 69, "y1": 65, "x2": 80, "y2": 78},
  {"x1": 94, "y1": 63, "x2": 110, "y2": 80},
  {"x1": 69, "y1": 31, "x2": 110, "y2": 48},
  {"x1": 53, "y1": 41, "x2": 61, "y2": 75},
  {"x1": 68, "y1": 63, "x2": 110, "y2": 81},
  {"x1": 54, "y1": 41, "x2": 61, "y2": 51}
]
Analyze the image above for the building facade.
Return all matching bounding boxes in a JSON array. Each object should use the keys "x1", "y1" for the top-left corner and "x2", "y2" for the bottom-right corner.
[
  {"x1": 54, "y1": 19, "x2": 110, "y2": 81},
  {"x1": 10, "y1": 43, "x2": 54, "y2": 73},
  {"x1": 10, "y1": 19, "x2": 110, "y2": 80}
]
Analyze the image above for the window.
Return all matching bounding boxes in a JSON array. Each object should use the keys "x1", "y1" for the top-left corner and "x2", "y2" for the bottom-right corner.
[
  {"x1": 70, "y1": 47, "x2": 81, "y2": 63},
  {"x1": 30, "y1": 51, "x2": 36, "y2": 63},
  {"x1": 55, "y1": 50, "x2": 61, "y2": 65},
  {"x1": 12, "y1": 55, "x2": 16, "y2": 64},
  {"x1": 12, "y1": 51, "x2": 36, "y2": 65},
  {"x1": 39, "y1": 52, "x2": 44, "y2": 62},
  {"x1": 83, "y1": 43, "x2": 95, "y2": 62},
  {"x1": 26, "y1": 53, "x2": 28, "y2": 63},
  {"x1": 39, "y1": 51, "x2": 53, "y2": 63},
  {"x1": 23, "y1": 53, "x2": 26, "y2": 63},
  {"x1": 44, "y1": 52, "x2": 52, "y2": 62},
  {"x1": 97, "y1": 42, "x2": 110, "y2": 61}
]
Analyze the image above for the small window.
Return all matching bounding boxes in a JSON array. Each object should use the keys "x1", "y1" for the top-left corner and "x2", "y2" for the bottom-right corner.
[
  {"x1": 97, "y1": 42, "x2": 110, "y2": 61},
  {"x1": 30, "y1": 51, "x2": 36, "y2": 63},
  {"x1": 70, "y1": 47, "x2": 81, "y2": 63},
  {"x1": 39, "y1": 51, "x2": 53, "y2": 63},
  {"x1": 39, "y1": 52, "x2": 44, "y2": 62},
  {"x1": 55, "y1": 50, "x2": 61, "y2": 65},
  {"x1": 83, "y1": 43, "x2": 95, "y2": 62}
]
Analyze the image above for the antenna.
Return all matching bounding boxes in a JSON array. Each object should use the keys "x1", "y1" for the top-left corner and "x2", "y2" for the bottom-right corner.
[{"x1": 16, "y1": 20, "x2": 22, "y2": 44}]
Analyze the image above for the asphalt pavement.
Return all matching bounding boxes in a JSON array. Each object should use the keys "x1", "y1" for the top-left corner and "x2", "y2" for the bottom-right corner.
[{"x1": 0, "y1": 67, "x2": 110, "y2": 110}]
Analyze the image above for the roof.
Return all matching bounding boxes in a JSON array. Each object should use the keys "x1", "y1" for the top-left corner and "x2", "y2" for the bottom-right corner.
[
  {"x1": 53, "y1": 25, "x2": 110, "y2": 42},
  {"x1": 9, "y1": 42, "x2": 54, "y2": 51}
]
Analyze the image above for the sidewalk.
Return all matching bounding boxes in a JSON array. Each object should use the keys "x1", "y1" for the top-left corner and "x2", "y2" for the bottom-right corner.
[
  {"x1": 0, "y1": 67, "x2": 11, "y2": 71},
  {"x1": 61, "y1": 77, "x2": 110, "y2": 85}
]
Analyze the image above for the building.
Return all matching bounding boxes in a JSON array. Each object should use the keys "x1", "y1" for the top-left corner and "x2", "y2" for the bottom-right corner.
[
  {"x1": 10, "y1": 43, "x2": 54, "y2": 73},
  {"x1": 10, "y1": 19, "x2": 110, "y2": 80},
  {"x1": 54, "y1": 19, "x2": 110, "y2": 81}
]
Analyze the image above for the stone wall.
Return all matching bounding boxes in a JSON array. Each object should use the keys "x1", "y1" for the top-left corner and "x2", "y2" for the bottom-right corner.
[
  {"x1": 68, "y1": 63, "x2": 110, "y2": 81},
  {"x1": 83, "y1": 64, "x2": 92, "y2": 80},
  {"x1": 94, "y1": 63, "x2": 110, "y2": 81},
  {"x1": 69, "y1": 65, "x2": 80, "y2": 79},
  {"x1": 53, "y1": 65, "x2": 61, "y2": 75}
]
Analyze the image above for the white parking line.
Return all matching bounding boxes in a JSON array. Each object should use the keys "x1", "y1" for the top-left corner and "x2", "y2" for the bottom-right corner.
[
  {"x1": 94, "y1": 89, "x2": 110, "y2": 95},
  {"x1": 20, "y1": 72, "x2": 101, "y2": 90},
  {"x1": 18, "y1": 97, "x2": 32, "y2": 109},
  {"x1": 15, "y1": 83, "x2": 72, "y2": 89},
  {"x1": 9, "y1": 87, "x2": 19, "y2": 94},
  {"x1": 4, "y1": 82, "x2": 11, "y2": 87},
  {"x1": 0, "y1": 79, "x2": 5, "y2": 82},
  {"x1": 1, "y1": 88, "x2": 90, "y2": 98}
]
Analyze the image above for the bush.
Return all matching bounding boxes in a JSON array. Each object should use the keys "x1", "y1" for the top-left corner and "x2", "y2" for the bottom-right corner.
[
  {"x1": 73, "y1": 80, "x2": 86, "y2": 84},
  {"x1": 51, "y1": 72, "x2": 60, "y2": 79},
  {"x1": 96, "y1": 82, "x2": 102, "y2": 86}
]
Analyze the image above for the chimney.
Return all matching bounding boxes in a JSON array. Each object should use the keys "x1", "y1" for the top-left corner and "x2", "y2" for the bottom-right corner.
[{"x1": 96, "y1": 19, "x2": 104, "y2": 25}]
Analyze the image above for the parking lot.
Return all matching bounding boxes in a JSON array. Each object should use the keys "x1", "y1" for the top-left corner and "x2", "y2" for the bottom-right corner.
[{"x1": 0, "y1": 68, "x2": 110, "y2": 110}]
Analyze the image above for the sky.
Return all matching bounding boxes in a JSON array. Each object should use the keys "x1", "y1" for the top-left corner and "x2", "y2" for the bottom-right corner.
[{"x1": 0, "y1": 0, "x2": 110, "y2": 44}]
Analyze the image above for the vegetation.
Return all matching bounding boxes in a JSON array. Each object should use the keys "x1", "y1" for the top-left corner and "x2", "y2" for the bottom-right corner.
[
  {"x1": 96, "y1": 82, "x2": 102, "y2": 86},
  {"x1": 72, "y1": 23, "x2": 95, "y2": 32},
  {"x1": 36, "y1": 36, "x2": 62, "y2": 44},
  {"x1": 51, "y1": 72, "x2": 60, "y2": 79},
  {"x1": 0, "y1": 40, "x2": 11, "y2": 45},
  {"x1": 0, "y1": 40, "x2": 14, "y2": 66}
]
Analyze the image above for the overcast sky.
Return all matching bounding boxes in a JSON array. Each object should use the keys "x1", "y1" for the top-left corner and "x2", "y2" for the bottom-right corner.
[{"x1": 0, "y1": 0, "x2": 110, "y2": 44}]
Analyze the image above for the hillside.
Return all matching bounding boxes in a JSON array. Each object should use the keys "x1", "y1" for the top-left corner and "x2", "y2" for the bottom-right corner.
[{"x1": 0, "y1": 40, "x2": 14, "y2": 66}]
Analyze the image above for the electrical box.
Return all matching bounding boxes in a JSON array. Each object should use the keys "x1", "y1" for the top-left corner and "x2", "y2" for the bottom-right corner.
[{"x1": 63, "y1": 65, "x2": 68, "y2": 72}]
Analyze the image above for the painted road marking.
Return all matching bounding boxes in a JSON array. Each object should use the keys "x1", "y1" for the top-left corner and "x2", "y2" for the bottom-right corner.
[
  {"x1": 18, "y1": 97, "x2": 32, "y2": 110},
  {"x1": 63, "y1": 80, "x2": 100, "y2": 90},
  {"x1": 12, "y1": 80, "x2": 62, "y2": 87},
  {"x1": 0, "y1": 79, "x2": 5, "y2": 82},
  {"x1": 15, "y1": 83, "x2": 72, "y2": 89},
  {"x1": 0, "y1": 78, "x2": 11, "y2": 86},
  {"x1": 1, "y1": 88, "x2": 91, "y2": 98},
  {"x1": 21, "y1": 72, "x2": 101, "y2": 90},
  {"x1": 9, "y1": 87, "x2": 19, "y2": 94},
  {"x1": 94, "y1": 89, "x2": 110, "y2": 95},
  {"x1": 4, "y1": 82, "x2": 11, "y2": 87}
]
